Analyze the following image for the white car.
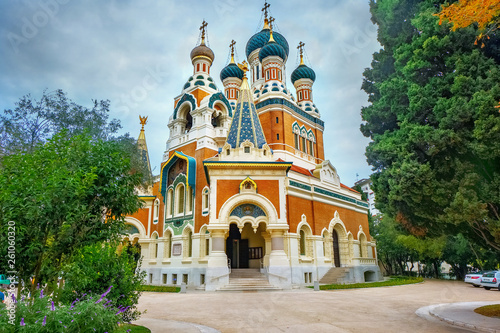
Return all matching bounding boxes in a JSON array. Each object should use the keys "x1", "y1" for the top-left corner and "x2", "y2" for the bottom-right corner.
[
  {"x1": 480, "y1": 271, "x2": 500, "y2": 291},
  {"x1": 464, "y1": 271, "x2": 489, "y2": 287}
]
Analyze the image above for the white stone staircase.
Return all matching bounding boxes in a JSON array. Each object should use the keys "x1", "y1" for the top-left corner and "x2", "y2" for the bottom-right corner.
[
  {"x1": 216, "y1": 269, "x2": 281, "y2": 291},
  {"x1": 319, "y1": 267, "x2": 351, "y2": 284}
]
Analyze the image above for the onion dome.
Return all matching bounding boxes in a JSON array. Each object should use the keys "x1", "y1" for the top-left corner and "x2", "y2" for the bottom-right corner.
[
  {"x1": 246, "y1": 24, "x2": 289, "y2": 59},
  {"x1": 259, "y1": 40, "x2": 286, "y2": 62},
  {"x1": 220, "y1": 40, "x2": 244, "y2": 81},
  {"x1": 191, "y1": 20, "x2": 214, "y2": 63},
  {"x1": 291, "y1": 43, "x2": 316, "y2": 84},
  {"x1": 190, "y1": 43, "x2": 214, "y2": 63},
  {"x1": 291, "y1": 64, "x2": 316, "y2": 84},
  {"x1": 221, "y1": 63, "x2": 244, "y2": 81},
  {"x1": 258, "y1": 29, "x2": 286, "y2": 63}
]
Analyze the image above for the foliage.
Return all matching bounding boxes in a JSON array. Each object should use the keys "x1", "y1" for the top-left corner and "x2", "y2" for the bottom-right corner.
[
  {"x1": 136, "y1": 285, "x2": 180, "y2": 293},
  {"x1": 114, "y1": 324, "x2": 151, "y2": 333},
  {"x1": 0, "y1": 289, "x2": 124, "y2": 333},
  {"x1": 61, "y1": 242, "x2": 146, "y2": 322},
  {"x1": 0, "y1": 132, "x2": 145, "y2": 296},
  {"x1": 362, "y1": 0, "x2": 500, "y2": 253},
  {"x1": 437, "y1": 0, "x2": 500, "y2": 46},
  {"x1": 474, "y1": 304, "x2": 500, "y2": 317},
  {"x1": 318, "y1": 276, "x2": 423, "y2": 290},
  {"x1": 0, "y1": 89, "x2": 121, "y2": 155}
]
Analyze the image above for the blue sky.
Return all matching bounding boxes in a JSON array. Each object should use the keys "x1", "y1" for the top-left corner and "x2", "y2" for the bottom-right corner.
[{"x1": 0, "y1": 0, "x2": 381, "y2": 186}]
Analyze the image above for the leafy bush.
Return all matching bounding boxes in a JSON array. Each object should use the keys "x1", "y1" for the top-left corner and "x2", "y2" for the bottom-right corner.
[
  {"x1": 60, "y1": 241, "x2": 146, "y2": 322},
  {"x1": 137, "y1": 285, "x2": 180, "y2": 293},
  {"x1": 0, "y1": 289, "x2": 125, "y2": 333}
]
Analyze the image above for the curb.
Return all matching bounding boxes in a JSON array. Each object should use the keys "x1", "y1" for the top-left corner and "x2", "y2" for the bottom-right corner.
[{"x1": 427, "y1": 303, "x2": 500, "y2": 333}]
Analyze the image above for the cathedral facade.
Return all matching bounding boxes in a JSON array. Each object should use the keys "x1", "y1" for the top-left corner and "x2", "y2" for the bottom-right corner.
[{"x1": 126, "y1": 5, "x2": 380, "y2": 291}]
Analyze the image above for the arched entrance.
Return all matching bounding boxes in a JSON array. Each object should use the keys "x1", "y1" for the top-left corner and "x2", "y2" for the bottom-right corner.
[
  {"x1": 332, "y1": 229, "x2": 341, "y2": 267},
  {"x1": 226, "y1": 223, "x2": 266, "y2": 269}
]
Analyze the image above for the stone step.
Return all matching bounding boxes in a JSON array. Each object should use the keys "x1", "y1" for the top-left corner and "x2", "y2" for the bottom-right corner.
[
  {"x1": 319, "y1": 267, "x2": 351, "y2": 284},
  {"x1": 217, "y1": 269, "x2": 281, "y2": 291}
]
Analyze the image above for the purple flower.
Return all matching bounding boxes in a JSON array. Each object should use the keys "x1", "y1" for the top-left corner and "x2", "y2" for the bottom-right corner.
[
  {"x1": 42, "y1": 316, "x2": 46, "y2": 326},
  {"x1": 51, "y1": 300, "x2": 55, "y2": 311},
  {"x1": 95, "y1": 285, "x2": 113, "y2": 304},
  {"x1": 40, "y1": 289, "x2": 44, "y2": 298},
  {"x1": 11, "y1": 294, "x2": 16, "y2": 303},
  {"x1": 37, "y1": 283, "x2": 40, "y2": 290},
  {"x1": 20, "y1": 318, "x2": 25, "y2": 326}
]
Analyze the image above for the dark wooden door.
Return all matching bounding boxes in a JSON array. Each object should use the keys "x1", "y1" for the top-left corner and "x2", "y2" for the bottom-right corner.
[
  {"x1": 240, "y1": 239, "x2": 249, "y2": 268},
  {"x1": 332, "y1": 230, "x2": 341, "y2": 267}
]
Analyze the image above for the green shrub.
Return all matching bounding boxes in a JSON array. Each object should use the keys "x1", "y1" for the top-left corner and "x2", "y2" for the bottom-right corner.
[
  {"x1": 60, "y1": 242, "x2": 146, "y2": 322},
  {"x1": 0, "y1": 290, "x2": 123, "y2": 333},
  {"x1": 137, "y1": 285, "x2": 180, "y2": 293}
]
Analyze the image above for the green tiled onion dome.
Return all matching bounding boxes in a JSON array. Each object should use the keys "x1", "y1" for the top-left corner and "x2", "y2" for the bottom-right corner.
[
  {"x1": 246, "y1": 29, "x2": 289, "y2": 59},
  {"x1": 291, "y1": 64, "x2": 316, "y2": 84},
  {"x1": 220, "y1": 63, "x2": 244, "y2": 81},
  {"x1": 259, "y1": 40, "x2": 286, "y2": 62}
]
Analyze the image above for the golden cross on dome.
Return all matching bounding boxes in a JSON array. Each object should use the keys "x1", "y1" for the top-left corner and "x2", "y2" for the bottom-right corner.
[
  {"x1": 229, "y1": 40, "x2": 236, "y2": 63},
  {"x1": 298, "y1": 41, "x2": 305, "y2": 65},
  {"x1": 269, "y1": 16, "x2": 275, "y2": 29},
  {"x1": 139, "y1": 115, "x2": 148, "y2": 130},
  {"x1": 262, "y1": 1, "x2": 270, "y2": 19},
  {"x1": 200, "y1": 20, "x2": 208, "y2": 43},
  {"x1": 237, "y1": 61, "x2": 249, "y2": 77}
]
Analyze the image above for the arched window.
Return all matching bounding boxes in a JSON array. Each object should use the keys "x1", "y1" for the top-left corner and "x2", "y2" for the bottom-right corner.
[
  {"x1": 299, "y1": 230, "x2": 306, "y2": 256},
  {"x1": 183, "y1": 227, "x2": 193, "y2": 258},
  {"x1": 166, "y1": 188, "x2": 173, "y2": 218},
  {"x1": 203, "y1": 63, "x2": 206, "y2": 72},
  {"x1": 176, "y1": 184, "x2": 185, "y2": 215},
  {"x1": 309, "y1": 141, "x2": 314, "y2": 156},
  {"x1": 359, "y1": 233, "x2": 368, "y2": 257},
  {"x1": 153, "y1": 198, "x2": 160, "y2": 222},
  {"x1": 301, "y1": 136, "x2": 307, "y2": 153},
  {"x1": 151, "y1": 232, "x2": 159, "y2": 259},
  {"x1": 164, "y1": 230, "x2": 172, "y2": 259},
  {"x1": 202, "y1": 187, "x2": 209, "y2": 215},
  {"x1": 294, "y1": 133, "x2": 299, "y2": 150},
  {"x1": 298, "y1": 224, "x2": 313, "y2": 258}
]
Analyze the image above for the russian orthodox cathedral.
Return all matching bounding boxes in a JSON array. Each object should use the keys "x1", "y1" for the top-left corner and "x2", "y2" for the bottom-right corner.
[{"x1": 125, "y1": 3, "x2": 380, "y2": 291}]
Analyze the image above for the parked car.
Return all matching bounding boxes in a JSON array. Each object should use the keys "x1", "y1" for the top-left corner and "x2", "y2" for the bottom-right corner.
[
  {"x1": 464, "y1": 271, "x2": 489, "y2": 287},
  {"x1": 480, "y1": 271, "x2": 500, "y2": 291}
]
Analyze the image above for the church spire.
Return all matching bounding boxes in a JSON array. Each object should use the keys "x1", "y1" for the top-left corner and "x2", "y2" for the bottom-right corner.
[
  {"x1": 224, "y1": 61, "x2": 267, "y2": 149},
  {"x1": 138, "y1": 115, "x2": 152, "y2": 177}
]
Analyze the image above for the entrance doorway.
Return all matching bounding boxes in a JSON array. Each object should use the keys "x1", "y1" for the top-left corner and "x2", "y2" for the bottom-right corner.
[
  {"x1": 227, "y1": 224, "x2": 249, "y2": 268},
  {"x1": 332, "y1": 229, "x2": 341, "y2": 267},
  {"x1": 226, "y1": 223, "x2": 266, "y2": 269}
]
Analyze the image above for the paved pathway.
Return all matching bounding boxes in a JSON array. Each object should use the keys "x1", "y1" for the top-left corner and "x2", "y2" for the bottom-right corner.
[{"x1": 133, "y1": 280, "x2": 500, "y2": 332}]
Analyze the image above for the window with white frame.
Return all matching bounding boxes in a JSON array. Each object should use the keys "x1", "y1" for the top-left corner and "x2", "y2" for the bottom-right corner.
[
  {"x1": 153, "y1": 198, "x2": 160, "y2": 223},
  {"x1": 166, "y1": 189, "x2": 173, "y2": 218},
  {"x1": 202, "y1": 187, "x2": 209, "y2": 215},
  {"x1": 175, "y1": 183, "x2": 185, "y2": 215}
]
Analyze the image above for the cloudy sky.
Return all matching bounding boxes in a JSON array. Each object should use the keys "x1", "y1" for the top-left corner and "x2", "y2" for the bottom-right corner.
[{"x1": 0, "y1": 0, "x2": 380, "y2": 186}]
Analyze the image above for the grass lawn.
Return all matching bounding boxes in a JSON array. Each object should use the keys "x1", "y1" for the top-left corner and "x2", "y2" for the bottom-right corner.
[
  {"x1": 137, "y1": 285, "x2": 181, "y2": 292},
  {"x1": 474, "y1": 304, "x2": 500, "y2": 318},
  {"x1": 317, "y1": 276, "x2": 424, "y2": 290},
  {"x1": 113, "y1": 323, "x2": 151, "y2": 332}
]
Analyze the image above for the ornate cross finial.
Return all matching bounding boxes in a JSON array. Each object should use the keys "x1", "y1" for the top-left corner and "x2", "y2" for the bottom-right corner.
[
  {"x1": 237, "y1": 60, "x2": 249, "y2": 77},
  {"x1": 262, "y1": 1, "x2": 270, "y2": 20},
  {"x1": 200, "y1": 20, "x2": 208, "y2": 43},
  {"x1": 229, "y1": 40, "x2": 236, "y2": 63},
  {"x1": 298, "y1": 41, "x2": 305, "y2": 65},
  {"x1": 269, "y1": 16, "x2": 275, "y2": 30},
  {"x1": 139, "y1": 115, "x2": 148, "y2": 131}
]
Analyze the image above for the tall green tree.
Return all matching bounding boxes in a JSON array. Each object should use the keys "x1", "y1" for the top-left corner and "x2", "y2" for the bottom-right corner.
[
  {"x1": 0, "y1": 89, "x2": 121, "y2": 155},
  {"x1": 0, "y1": 132, "x2": 145, "y2": 295},
  {"x1": 362, "y1": 0, "x2": 500, "y2": 252}
]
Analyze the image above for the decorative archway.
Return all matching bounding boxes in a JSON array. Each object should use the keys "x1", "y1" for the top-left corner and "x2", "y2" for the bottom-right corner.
[{"x1": 328, "y1": 211, "x2": 350, "y2": 267}]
